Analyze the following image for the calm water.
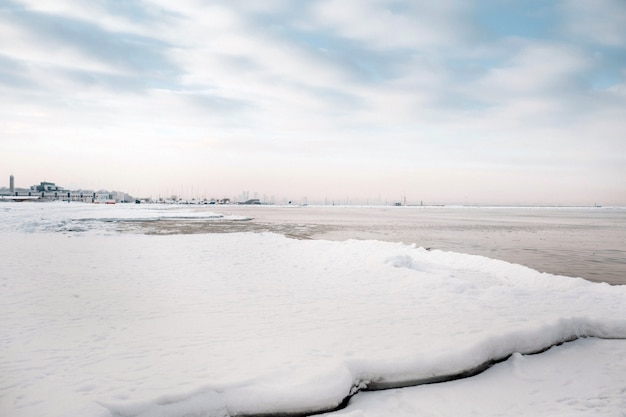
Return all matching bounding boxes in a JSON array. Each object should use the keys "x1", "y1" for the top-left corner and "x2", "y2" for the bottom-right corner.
[{"x1": 193, "y1": 205, "x2": 626, "y2": 285}]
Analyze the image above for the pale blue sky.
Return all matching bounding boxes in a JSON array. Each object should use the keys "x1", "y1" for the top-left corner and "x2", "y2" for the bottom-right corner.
[{"x1": 1, "y1": 0, "x2": 625, "y2": 204}]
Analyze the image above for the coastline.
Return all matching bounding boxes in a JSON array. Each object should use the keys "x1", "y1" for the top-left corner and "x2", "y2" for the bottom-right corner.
[
  {"x1": 3, "y1": 202, "x2": 624, "y2": 284},
  {"x1": 178, "y1": 205, "x2": 626, "y2": 285}
]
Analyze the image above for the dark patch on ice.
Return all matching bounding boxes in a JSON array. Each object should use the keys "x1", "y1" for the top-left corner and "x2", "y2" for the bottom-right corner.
[{"x1": 124, "y1": 219, "x2": 328, "y2": 240}]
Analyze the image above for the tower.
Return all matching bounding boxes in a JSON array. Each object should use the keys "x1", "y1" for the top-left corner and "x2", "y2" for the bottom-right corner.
[{"x1": 9, "y1": 174, "x2": 14, "y2": 194}]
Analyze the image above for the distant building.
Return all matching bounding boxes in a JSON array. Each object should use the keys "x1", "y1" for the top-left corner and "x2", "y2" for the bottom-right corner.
[
  {"x1": 240, "y1": 199, "x2": 261, "y2": 205},
  {"x1": 1, "y1": 174, "x2": 134, "y2": 203},
  {"x1": 33, "y1": 182, "x2": 64, "y2": 192}
]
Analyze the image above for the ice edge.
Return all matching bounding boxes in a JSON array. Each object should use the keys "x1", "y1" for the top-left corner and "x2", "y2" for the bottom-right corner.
[
  {"x1": 102, "y1": 320, "x2": 626, "y2": 417},
  {"x1": 233, "y1": 336, "x2": 626, "y2": 417}
]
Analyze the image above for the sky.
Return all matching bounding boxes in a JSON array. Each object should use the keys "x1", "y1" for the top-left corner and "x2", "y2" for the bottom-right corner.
[{"x1": 1, "y1": 0, "x2": 625, "y2": 205}]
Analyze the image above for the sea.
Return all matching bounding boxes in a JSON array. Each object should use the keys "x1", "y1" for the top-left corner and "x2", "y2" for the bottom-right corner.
[
  {"x1": 162, "y1": 204, "x2": 626, "y2": 285},
  {"x1": 2, "y1": 202, "x2": 624, "y2": 284}
]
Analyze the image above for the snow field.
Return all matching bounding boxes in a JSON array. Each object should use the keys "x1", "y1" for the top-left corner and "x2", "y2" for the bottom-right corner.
[{"x1": 1, "y1": 227, "x2": 626, "y2": 417}]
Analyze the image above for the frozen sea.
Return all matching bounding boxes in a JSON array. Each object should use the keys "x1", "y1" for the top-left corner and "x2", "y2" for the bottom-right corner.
[{"x1": 1, "y1": 202, "x2": 625, "y2": 417}]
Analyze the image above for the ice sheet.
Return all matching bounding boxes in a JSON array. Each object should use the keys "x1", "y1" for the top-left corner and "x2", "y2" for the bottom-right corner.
[{"x1": 1, "y1": 204, "x2": 625, "y2": 417}]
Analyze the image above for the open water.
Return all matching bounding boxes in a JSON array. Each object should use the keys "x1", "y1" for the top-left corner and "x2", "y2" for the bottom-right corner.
[
  {"x1": 162, "y1": 205, "x2": 626, "y2": 285},
  {"x1": 6, "y1": 202, "x2": 622, "y2": 284}
]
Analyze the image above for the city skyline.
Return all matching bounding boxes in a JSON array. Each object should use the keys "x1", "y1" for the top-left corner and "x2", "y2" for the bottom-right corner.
[
  {"x1": 0, "y1": 173, "x2": 384, "y2": 204},
  {"x1": 1, "y1": 1, "x2": 625, "y2": 206},
  {"x1": 1, "y1": 173, "x2": 620, "y2": 206}
]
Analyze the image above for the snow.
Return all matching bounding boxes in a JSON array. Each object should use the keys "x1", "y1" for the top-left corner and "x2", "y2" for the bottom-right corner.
[
  {"x1": 321, "y1": 338, "x2": 626, "y2": 417},
  {"x1": 0, "y1": 201, "x2": 250, "y2": 234},
  {"x1": 1, "y1": 203, "x2": 625, "y2": 417}
]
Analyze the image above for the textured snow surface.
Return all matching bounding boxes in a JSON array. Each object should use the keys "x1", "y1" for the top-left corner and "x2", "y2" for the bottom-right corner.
[
  {"x1": 321, "y1": 338, "x2": 626, "y2": 417},
  {"x1": 1, "y1": 204, "x2": 625, "y2": 417}
]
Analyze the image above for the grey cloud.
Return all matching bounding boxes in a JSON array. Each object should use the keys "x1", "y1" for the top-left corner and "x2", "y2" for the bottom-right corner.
[
  {"x1": 225, "y1": 1, "x2": 414, "y2": 84},
  {"x1": 186, "y1": 93, "x2": 254, "y2": 113},
  {"x1": 558, "y1": 0, "x2": 626, "y2": 47},
  {"x1": 100, "y1": 0, "x2": 182, "y2": 24},
  {"x1": 218, "y1": 54, "x2": 264, "y2": 77},
  {"x1": 0, "y1": 54, "x2": 38, "y2": 88},
  {"x1": 0, "y1": 52, "x2": 177, "y2": 94},
  {"x1": 4, "y1": 1, "x2": 178, "y2": 76},
  {"x1": 60, "y1": 67, "x2": 178, "y2": 92}
]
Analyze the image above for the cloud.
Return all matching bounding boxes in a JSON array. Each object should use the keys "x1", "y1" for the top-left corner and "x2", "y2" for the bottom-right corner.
[
  {"x1": 558, "y1": 0, "x2": 626, "y2": 47},
  {"x1": 1, "y1": 0, "x2": 625, "y2": 204},
  {"x1": 5, "y1": 5, "x2": 174, "y2": 73},
  {"x1": 305, "y1": 0, "x2": 472, "y2": 49},
  {"x1": 0, "y1": 53, "x2": 37, "y2": 88}
]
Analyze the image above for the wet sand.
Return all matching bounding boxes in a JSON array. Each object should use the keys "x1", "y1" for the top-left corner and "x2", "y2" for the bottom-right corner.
[{"x1": 131, "y1": 205, "x2": 626, "y2": 285}]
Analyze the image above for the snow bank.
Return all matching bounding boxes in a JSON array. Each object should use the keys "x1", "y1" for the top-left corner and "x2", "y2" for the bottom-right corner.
[
  {"x1": 321, "y1": 338, "x2": 626, "y2": 417},
  {"x1": 1, "y1": 204, "x2": 625, "y2": 417}
]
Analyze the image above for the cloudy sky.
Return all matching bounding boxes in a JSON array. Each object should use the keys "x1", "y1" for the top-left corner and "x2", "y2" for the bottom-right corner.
[{"x1": 1, "y1": 0, "x2": 625, "y2": 204}]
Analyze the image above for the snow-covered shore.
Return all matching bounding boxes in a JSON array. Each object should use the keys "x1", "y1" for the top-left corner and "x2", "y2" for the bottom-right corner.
[{"x1": 1, "y1": 203, "x2": 625, "y2": 417}]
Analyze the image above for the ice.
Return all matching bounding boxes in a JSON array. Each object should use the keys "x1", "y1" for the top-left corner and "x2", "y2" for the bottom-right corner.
[
  {"x1": 0, "y1": 202, "x2": 249, "y2": 234},
  {"x1": 1, "y1": 203, "x2": 625, "y2": 417}
]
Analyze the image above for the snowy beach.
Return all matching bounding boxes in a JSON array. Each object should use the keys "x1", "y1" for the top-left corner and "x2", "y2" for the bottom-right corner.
[{"x1": 1, "y1": 203, "x2": 626, "y2": 417}]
